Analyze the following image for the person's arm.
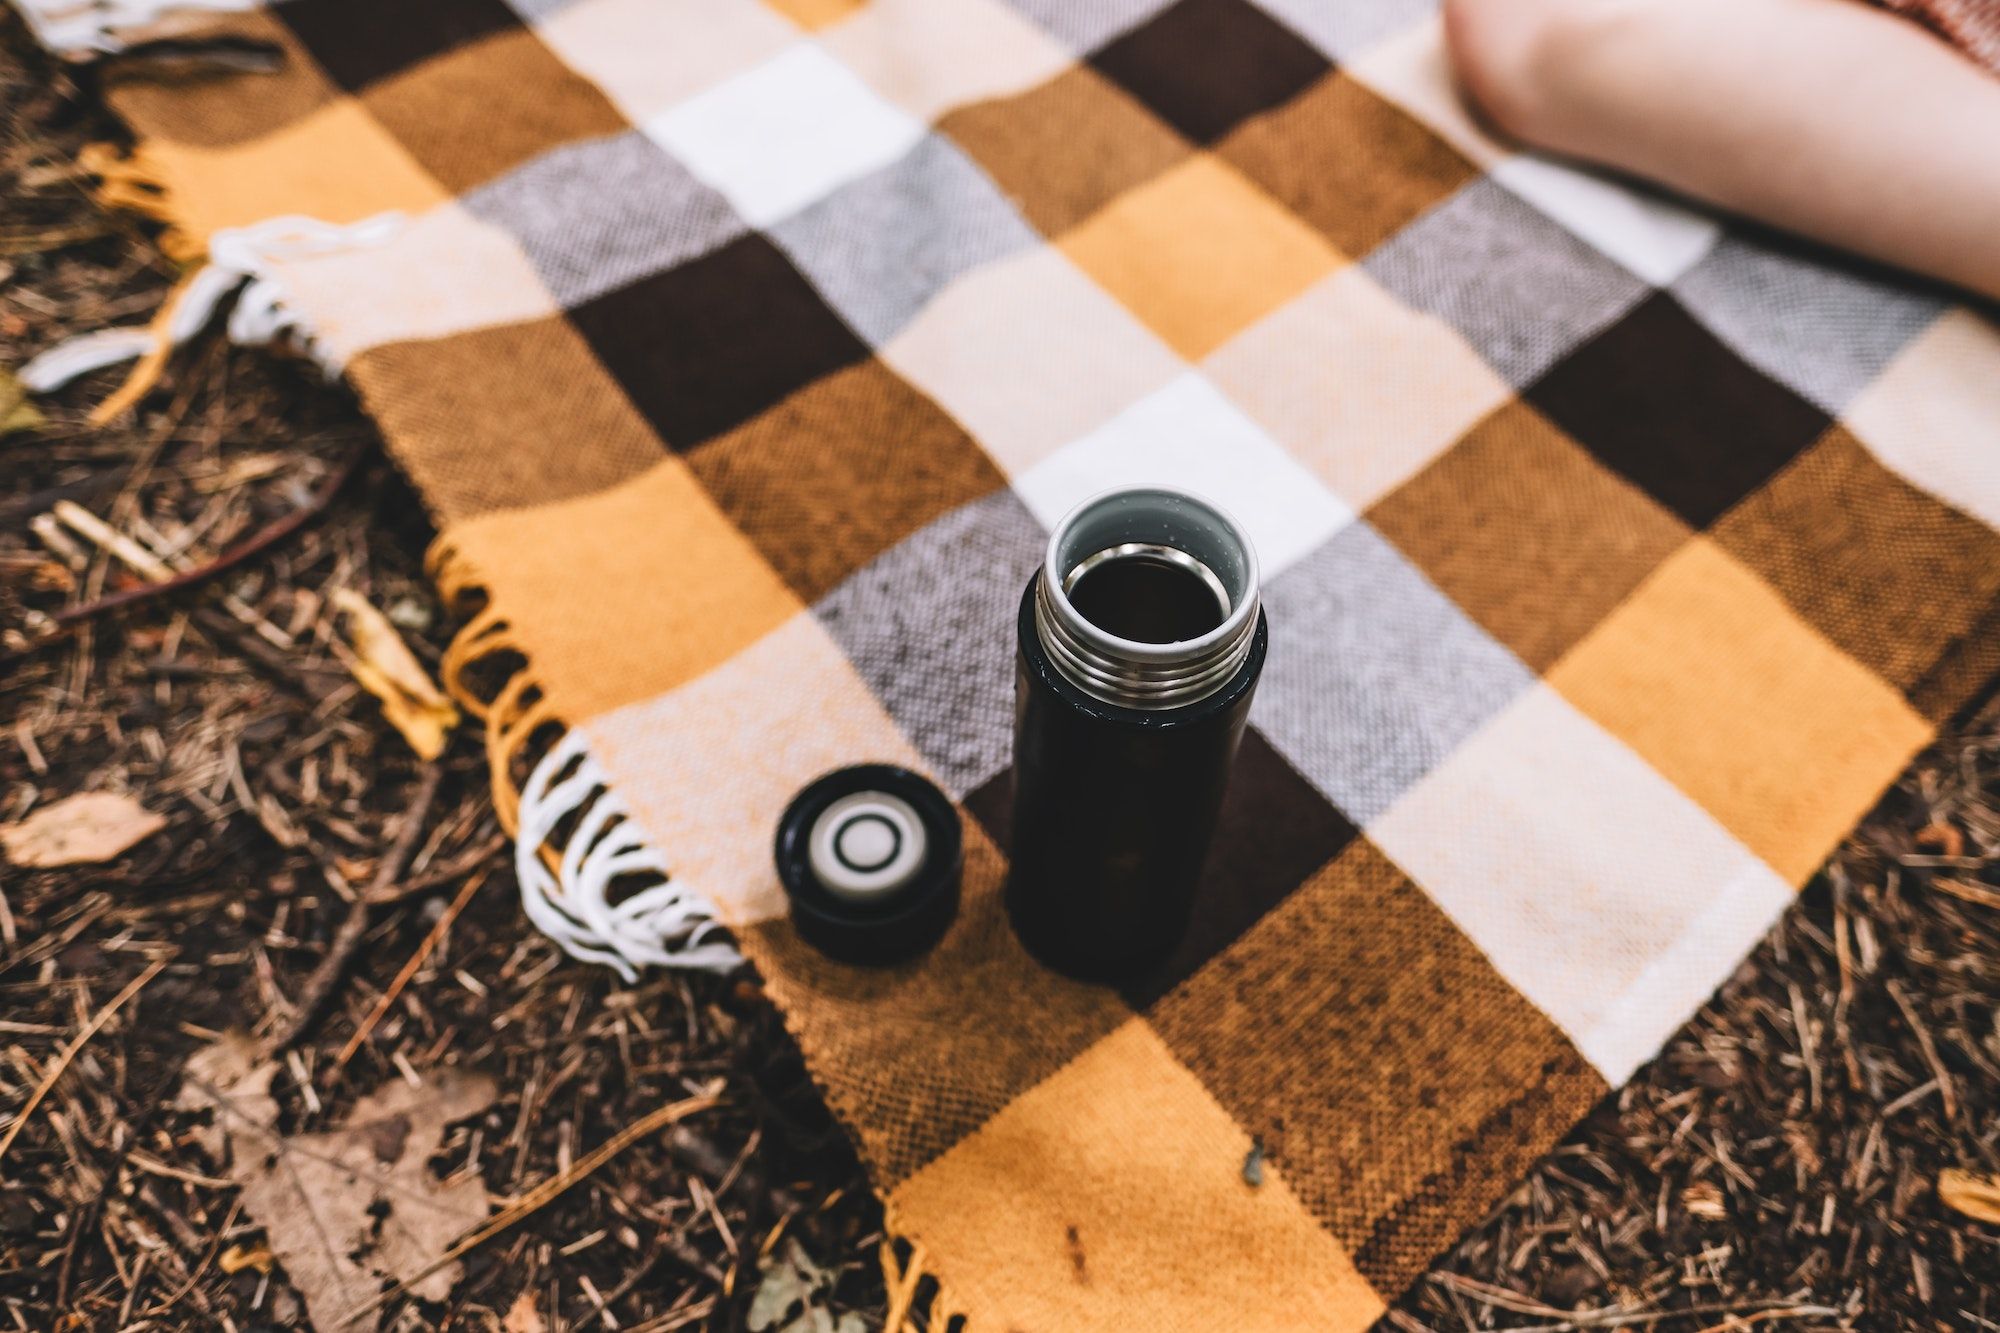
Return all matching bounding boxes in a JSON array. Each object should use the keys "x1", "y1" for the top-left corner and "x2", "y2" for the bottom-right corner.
[{"x1": 1443, "y1": 0, "x2": 2000, "y2": 300}]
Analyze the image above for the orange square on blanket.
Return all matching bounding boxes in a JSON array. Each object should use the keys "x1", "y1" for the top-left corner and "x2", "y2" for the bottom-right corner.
[
  {"x1": 440, "y1": 457, "x2": 801, "y2": 722},
  {"x1": 140, "y1": 97, "x2": 449, "y2": 236},
  {"x1": 888, "y1": 1018, "x2": 1387, "y2": 1330},
  {"x1": 1060, "y1": 154, "x2": 1342, "y2": 360},
  {"x1": 1548, "y1": 538, "x2": 1928, "y2": 883},
  {"x1": 763, "y1": 0, "x2": 867, "y2": 28}
]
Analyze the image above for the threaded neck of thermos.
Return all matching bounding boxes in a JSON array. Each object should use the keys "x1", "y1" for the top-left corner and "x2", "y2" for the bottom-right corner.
[{"x1": 1032, "y1": 486, "x2": 1262, "y2": 711}]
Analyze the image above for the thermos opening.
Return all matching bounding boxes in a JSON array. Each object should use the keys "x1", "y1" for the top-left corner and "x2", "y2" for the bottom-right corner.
[
  {"x1": 1033, "y1": 487, "x2": 1262, "y2": 711},
  {"x1": 1063, "y1": 544, "x2": 1230, "y2": 645}
]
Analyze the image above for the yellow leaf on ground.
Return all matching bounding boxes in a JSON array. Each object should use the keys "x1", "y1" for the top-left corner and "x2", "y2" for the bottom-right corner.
[
  {"x1": 0, "y1": 791, "x2": 164, "y2": 867},
  {"x1": 332, "y1": 587, "x2": 459, "y2": 760},
  {"x1": 1939, "y1": 1168, "x2": 2000, "y2": 1224}
]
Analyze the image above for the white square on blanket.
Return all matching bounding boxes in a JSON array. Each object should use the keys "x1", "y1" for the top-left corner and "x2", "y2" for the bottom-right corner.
[{"x1": 644, "y1": 43, "x2": 924, "y2": 228}]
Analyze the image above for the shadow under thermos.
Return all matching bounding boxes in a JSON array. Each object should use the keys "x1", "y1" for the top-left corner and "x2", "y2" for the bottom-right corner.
[{"x1": 1005, "y1": 485, "x2": 1268, "y2": 986}]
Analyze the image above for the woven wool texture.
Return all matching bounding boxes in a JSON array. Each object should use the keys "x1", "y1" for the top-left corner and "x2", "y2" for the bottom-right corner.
[{"x1": 77, "y1": 0, "x2": 2000, "y2": 1325}]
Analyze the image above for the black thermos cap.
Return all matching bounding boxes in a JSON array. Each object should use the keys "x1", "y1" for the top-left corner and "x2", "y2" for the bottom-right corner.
[{"x1": 774, "y1": 764, "x2": 961, "y2": 966}]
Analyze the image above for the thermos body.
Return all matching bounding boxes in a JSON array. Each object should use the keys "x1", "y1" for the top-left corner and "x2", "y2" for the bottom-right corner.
[
  {"x1": 1002, "y1": 486, "x2": 1268, "y2": 986},
  {"x1": 1006, "y1": 584, "x2": 1267, "y2": 983}
]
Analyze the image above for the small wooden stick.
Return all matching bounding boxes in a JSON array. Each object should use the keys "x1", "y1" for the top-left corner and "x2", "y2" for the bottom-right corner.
[
  {"x1": 331, "y1": 866, "x2": 492, "y2": 1071},
  {"x1": 52, "y1": 498, "x2": 289, "y2": 646},
  {"x1": 48, "y1": 439, "x2": 367, "y2": 628},
  {"x1": 53, "y1": 499, "x2": 171, "y2": 579},
  {"x1": 1932, "y1": 875, "x2": 2000, "y2": 910},
  {"x1": 0, "y1": 956, "x2": 168, "y2": 1164},
  {"x1": 1886, "y1": 978, "x2": 1959, "y2": 1120},
  {"x1": 266, "y1": 763, "x2": 443, "y2": 1055}
]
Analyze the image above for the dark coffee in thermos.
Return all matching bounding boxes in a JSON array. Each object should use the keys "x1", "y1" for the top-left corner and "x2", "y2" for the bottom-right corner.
[{"x1": 1006, "y1": 486, "x2": 1268, "y2": 985}]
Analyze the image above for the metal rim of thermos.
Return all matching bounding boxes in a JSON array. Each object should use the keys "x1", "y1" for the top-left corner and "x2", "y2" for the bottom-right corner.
[{"x1": 1032, "y1": 485, "x2": 1263, "y2": 711}]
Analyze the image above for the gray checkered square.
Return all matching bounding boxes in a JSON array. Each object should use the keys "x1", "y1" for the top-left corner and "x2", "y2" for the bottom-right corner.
[
  {"x1": 1251, "y1": 520, "x2": 1534, "y2": 825},
  {"x1": 1251, "y1": 0, "x2": 1433, "y2": 59},
  {"x1": 503, "y1": 0, "x2": 571, "y2": 19},
  {"x1": 814, "y1": 490, "x2": 1047, "y2": 798},
  {"x1": 1001, "y1": 0, "x2": 1177, "y2": 52},
  {"x1": 1671, "y1": 233, "x2": 1947, "y2": 414},
  {"x1": 465, "y1": 129, "x2": 746, "y2": 308},
  {"x1": 1365, "y1": 177, "x2": 1649, "y2": 388},
  {"x1": 771, "y1": 135, "x2": 1039, "y2": 347}
]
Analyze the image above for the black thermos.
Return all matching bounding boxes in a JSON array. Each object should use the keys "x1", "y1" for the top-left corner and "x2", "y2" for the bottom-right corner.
[{"x1": 1006, "y1": 486, "x2": 1268, "y2": 985}]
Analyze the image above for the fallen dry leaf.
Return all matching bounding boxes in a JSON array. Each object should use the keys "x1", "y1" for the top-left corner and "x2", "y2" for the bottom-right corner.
[
  {"x1": 1939, "y1": 1167, "x2": 2000, "y2": 1224},
  {"x1": 502, "y1": 1291, "x2": 547, "y2": 1333},
  {"x1": 749, "y1": 1241, "x2": 865, "y2": 1333},
  {"x1": 177, "y1": 1034, "x2": 498, "y2": 1330},
  {"x1": 0, "y1": 791, "x2": 165, "y2": 867},
  {"x1": 749, "y1": 1241, "x2": 823, "y2": 1333},
  {"x1": 332, "y1": 587, "x2": 459, "y2": 761},
  {"x1": 173, "y1": 1030, "x2": 279, "y2": 1160}
]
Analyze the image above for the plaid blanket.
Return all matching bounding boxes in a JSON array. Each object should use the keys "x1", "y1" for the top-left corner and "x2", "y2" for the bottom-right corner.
[{"x1": 34, "y1": 0, "x2": 2000, "y2": 1324}]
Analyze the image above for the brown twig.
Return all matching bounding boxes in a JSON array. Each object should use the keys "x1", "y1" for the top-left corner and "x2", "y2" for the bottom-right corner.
[
  {"x1": 1886, "y1": 977, "x2": 1958, "y2": 1120},
  {"x1": 1930, "y1": 875, "x2": 2000, "y2": 910},
  {"x1": 0, "y1": 468, "x2": 127, "y2": 530},
  {"x1": 265, "y1": 762, "x2": 443, "y2": 1055},
  {"x1": 372, "y1": 830, "x2": 508, "y2": 906},
  {"x1": 140, "y1": 1197, "x2": 243, "y2": 1320},
  {"x1": 0, "y1": 956, "x2": 168, "y2": 1163},
  {"x1": 1424, "y1": 1286, "x2": 1840, "y2": 1333},
  {"x1": 669, "y1": 1124, "x2": 799, "y2": 1219},
  {"x1": 53, "y1": 1168, "x2": 113, "y2": 1315},
  {"x1": 331, "y1": 865, "x2": 493, "y2": 1071},
  {"x1": 54, "y1": 438, "x2": 369, "y2": 626},
  {"x1": 191, "y1": 606, "x2": 343, "y2": 702}
]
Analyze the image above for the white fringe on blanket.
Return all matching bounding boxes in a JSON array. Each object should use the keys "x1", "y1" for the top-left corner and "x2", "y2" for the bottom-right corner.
[
  {"x1": 14, "y1": 0, "x2": 260, "y2": 57},
  {"x1": 516, "y1": 730, "x2": 742, "y2": 982},
  {"x1": 18, "y1": 211, "x2": 405, "y2": 394}
]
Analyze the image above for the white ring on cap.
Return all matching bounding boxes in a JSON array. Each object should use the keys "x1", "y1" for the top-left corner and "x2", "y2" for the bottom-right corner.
[{"x1": 808, "y1": 791, "x2": 927, "y2": 904}]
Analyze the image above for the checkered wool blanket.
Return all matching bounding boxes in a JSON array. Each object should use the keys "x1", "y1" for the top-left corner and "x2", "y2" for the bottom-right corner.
[{"x1": 25, "y1": 0, "x2": 2000, "y2": 1325}]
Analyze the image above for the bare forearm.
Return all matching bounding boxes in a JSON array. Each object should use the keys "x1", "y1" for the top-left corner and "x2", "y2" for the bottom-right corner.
[{"x1": 1451, "y1": 0, "x2": 2000, "y2": 298}]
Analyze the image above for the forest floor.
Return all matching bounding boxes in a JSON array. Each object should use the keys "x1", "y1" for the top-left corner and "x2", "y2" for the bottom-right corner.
[{"x1": 3, "y1": 16, "x2": 1998, "y2": 1332}]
